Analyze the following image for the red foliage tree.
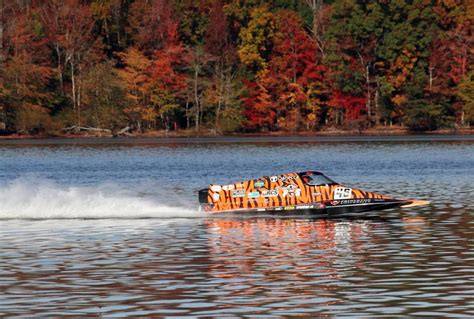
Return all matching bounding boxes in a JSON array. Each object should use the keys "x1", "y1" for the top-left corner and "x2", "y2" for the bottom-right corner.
[
  {"x1": 204, "y1": 0, "x2": 229, "y2": 57},
  {"x1": 41, "y1": 0, "x2": 96, "y2": 125},
  {"x1": 242, "y1": 10, "x2": 328, "y2": 131},
  {"x1": 128, "y1": 0, "x2": 177, "y2": 54},
  {"x1": 242, "y1": 79, "x2": 276, "y2": 130},
  {"x1": 328, "y1": 91, "x2": 367, "y2": 122}
]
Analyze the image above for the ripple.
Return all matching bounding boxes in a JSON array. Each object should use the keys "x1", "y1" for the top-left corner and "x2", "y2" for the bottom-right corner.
[{"x1": 1, "y1": 141, "x2": 474, "y2": 316}]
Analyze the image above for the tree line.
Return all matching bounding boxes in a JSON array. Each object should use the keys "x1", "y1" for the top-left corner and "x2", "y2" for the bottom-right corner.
[{"x1": 0, "y1": 0, "x2": 473, "y2": 135}]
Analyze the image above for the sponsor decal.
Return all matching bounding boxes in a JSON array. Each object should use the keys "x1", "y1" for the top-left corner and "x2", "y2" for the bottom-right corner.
[
  {"x1": 284, "y1": 206, "x2": 295, "y2": 210},
  {"x1": 319, "y1": 203, "x2": 326, "y2": 209},
  {"x1": 248, "y1": 191, "x2": 260, "y2": 198},
  {"x1": 231, "y1": 189, "x2": 245, "y2": 198},
  {"x1": 280, "y1": 175, "x2": 298, "y2": 182},
  {"x1": 334, "y1": 187, "x2": 352, "y2": 200},
  {"x1": 274, "y1": 207, "x2": 283, "y2": 211},
  {"x1": 257, "y1": 208, "x2": 266, "y2": 212},
  {"x1": 338, "y1": 199, "x2": 372, "y2": 205},
  {"x1": 330, "y1": 201, "x2": 339, "y2": 205},
  {"x1": 212, "y1": 193, "x2": 220, "y2": 201},
  {"x1": 296, "y1": 205, "x2": 311, "y2": 209},
  {"x1": 261, "y1": 189, "x2": 278, "y2": 197},
  {"x1": 210, "y1": 185, "x2": 222, "y2": 192},
  {"x1": 270, "y1": 175, "x2": 298, "y2": 183},
  {"x1": 222, "y1": 184, "x2": 235, "y2": 191},
  {"x1": 254, "y1": 180, "x2": 265, "y2": 188},
  {"x1": 282, "y1": 184, "x2": 301, "y2": 197}
]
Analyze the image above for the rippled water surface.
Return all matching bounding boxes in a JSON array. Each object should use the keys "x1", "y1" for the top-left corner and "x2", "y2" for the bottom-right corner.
[{"x1": 1, "y1": 136, "x2": 473, "y2": 317}]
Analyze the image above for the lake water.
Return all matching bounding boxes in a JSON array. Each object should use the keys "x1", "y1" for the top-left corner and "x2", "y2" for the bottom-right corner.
[{"x1": 1, "y1": 136, "x2": 473, "y2": 317}]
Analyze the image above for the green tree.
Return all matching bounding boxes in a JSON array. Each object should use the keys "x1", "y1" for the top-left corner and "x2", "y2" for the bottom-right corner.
[
  {"x1": 80, "y1": 62, "x2": 128, "y2": 130},
  {"x1": 458, "y1": 71, "x2": 474, "y2": 127},
  {"x1": 327, "y1": 0, "x2": 438, "y2": 128}
]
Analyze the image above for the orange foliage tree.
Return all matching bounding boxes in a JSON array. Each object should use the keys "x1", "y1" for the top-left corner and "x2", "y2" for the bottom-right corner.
[{"x1": 242, "y1": 10, "x2": 327, "y2": 131}]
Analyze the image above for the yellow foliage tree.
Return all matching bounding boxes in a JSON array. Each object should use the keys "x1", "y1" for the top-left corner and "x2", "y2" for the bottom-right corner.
[
  {"x1": 116, "y1": 47, "x2": 154, "y2": 131},
  {"x1": 238, "y1": 6, "x2": 275, "y2": 75}
]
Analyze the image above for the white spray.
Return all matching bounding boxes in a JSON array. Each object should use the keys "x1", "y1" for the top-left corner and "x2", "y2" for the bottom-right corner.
[{"x1": 0, "y1": 178, "x2": 203, "y2": 219}]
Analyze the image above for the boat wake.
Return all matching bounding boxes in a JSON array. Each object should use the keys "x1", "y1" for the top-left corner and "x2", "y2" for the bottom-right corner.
[{"x1": 0, "y1": 178, "x2": 203, "y2": 219}]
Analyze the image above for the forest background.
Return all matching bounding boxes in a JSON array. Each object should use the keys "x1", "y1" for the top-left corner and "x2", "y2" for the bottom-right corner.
[{"x1": 0, "y1": 0, "x2": 473, "y2": 136}]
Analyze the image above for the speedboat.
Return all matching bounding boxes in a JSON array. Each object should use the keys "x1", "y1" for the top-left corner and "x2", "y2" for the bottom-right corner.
[{"x1": 198, "y1": 171, "x2": 429, "y2": 216}]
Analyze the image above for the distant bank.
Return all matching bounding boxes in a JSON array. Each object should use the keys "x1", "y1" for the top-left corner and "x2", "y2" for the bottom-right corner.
[
  {"x1": 1, "y1": 126, "x2": 473, "y2": 141},
  {"x1": 1, "y1": 133, "x2": 473, "y2": 146}
]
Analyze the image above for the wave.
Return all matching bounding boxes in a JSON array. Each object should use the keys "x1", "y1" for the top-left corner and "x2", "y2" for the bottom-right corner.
[{"x1": 0, "y1": 178, "x2": 203, "y2": 219}]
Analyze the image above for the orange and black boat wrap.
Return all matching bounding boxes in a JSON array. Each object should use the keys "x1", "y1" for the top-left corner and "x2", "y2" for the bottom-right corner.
[{"x1": 198, "y1": 171, "x2": 428, "y2": 216}]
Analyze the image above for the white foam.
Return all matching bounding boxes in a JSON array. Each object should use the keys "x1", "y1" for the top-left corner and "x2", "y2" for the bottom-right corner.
[{"x1": 0, "y1": 178, "x2": 203, "y2": 219}]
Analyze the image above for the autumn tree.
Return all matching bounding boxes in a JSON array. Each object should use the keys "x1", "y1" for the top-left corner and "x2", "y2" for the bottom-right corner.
[
  {"x1": 430, "y1": 0, "x2": 474, "y2": 128},
  {"x1": 301, "y1": 0, "x2": 331, "y2": 57},
  {"x1": 80, "y1": 61, "x2": 128, "y2": 130},
  {"x1": 238, "y1": 6, "x2": 275, "y2": 75},
  {"x1": 325, "y1": 0, "x2": 383, "y2": 126},
  {"x1": 128, "y1": 0, "x2": 177, "y2": 54},
  {"x1": 0, "y1": 2, "x2": 55, "y2": 133},
  {"x1": 242, "y1": 10, "x2": 327, "y2": 131},
  {"x1": 41, "y1": 0, "x2": 97, "y2": 126},
  {"x1": 91, "y1": 0, "x2": 130, "y2": 53},
  {"x1": 203, "y1": 0, "x2": 242, "y2": 132},
  {"x1": 458, "y1": 71, "x2": 474, "y2": 127},
  {"x1": 327, "y1": 0, "x2": 438, "y2": 128},
  {"x1": 0, "y1": 0, "x2": 472, "y2": 135},
  {"x1": 116, "y1": 47, "x2": 152, "y2": 131},
  {"x1": 149, "y1": 39, "x2": 188, "y2": 131}
]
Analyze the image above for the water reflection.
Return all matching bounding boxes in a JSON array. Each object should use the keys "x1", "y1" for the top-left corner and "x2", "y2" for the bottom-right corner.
[
  {"x1": 205, "y1": 219, "x2": 370, "y2": 314},
  {"x1": 1, "y1": 213, "x2": 473, "y2": 317},
  {"x1": 1, "y1": 139, "x2": 473, "y2": 317},
  {"x1": 201, "y1": 216, "x2": 474, "y2": 317}
]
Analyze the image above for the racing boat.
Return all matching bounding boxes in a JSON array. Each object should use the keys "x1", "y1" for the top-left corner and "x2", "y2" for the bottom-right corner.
[{"x1": 198, "y1": 171, "x2": 429, "y2": 216}]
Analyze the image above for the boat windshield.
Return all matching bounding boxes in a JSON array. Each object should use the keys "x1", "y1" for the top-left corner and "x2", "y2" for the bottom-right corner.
[{"x1": 300, "y1": 173, "x2": 336, "y2": 186}]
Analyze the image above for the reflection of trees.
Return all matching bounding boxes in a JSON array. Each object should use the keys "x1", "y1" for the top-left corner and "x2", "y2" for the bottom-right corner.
[{"x1": 205, "y1": 219, "x2": 373, "y2": 308}]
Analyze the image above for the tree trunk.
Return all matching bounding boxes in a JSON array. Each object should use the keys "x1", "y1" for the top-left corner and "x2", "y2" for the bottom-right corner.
[
  {"x1": 194, "y1": 67, "x2": 200, "y2": 132},
  {"x1": 214, "y1": 65, "x2": 225, "y2": 133},
  {"x1": 366, "y1": 65, "x2": 371, "y2": 123},
  {"x1": 0, "y1": 0, "x2": 3, "y2": 131},
  {"x1": 63, "y1": 126, "x2": 111, "y2": 134},
  {"x1": 71, "y1": 60, "x2": 77, "y2": 124},
  {"x1": 305, "y1": 0, "x2": 324, "y2": 56},
  {"x1": 113, "y1": 6, "x2": 122, "y2": 48},
  {"x1": 0, "y1": 0, "x2": 3, "y2": 64},
  {"x1": 185, "y1": 99, "x2": 190, "y2": 130},
  {"x1": 56, "y1": 45, "x2": 63, "y2": 92},
  {"x1": 77, "y1": 77, "x2": 81, "y2": 126},
  {"x1": 94, "y1": 86, "x2": 100, "y2": 128},
  {"x1": 117, "y1": 126, "x2": 131, "y2": 135},
  {"x1": 215, "y1": 98, "x2": 222, "y2": 133},
  {"x1": 374, "y1": 87, "x2": 379, "y2": 125}
]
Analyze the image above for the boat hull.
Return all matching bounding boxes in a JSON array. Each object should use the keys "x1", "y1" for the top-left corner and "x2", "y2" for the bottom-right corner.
[{"x1": 202, "y1": 199, "x2": 413, "y2": 217}]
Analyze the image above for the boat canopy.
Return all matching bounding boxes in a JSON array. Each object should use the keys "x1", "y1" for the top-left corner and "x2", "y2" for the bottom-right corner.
[{"x1": 298, "y1": 171, "x2": 337, "y2": 186}]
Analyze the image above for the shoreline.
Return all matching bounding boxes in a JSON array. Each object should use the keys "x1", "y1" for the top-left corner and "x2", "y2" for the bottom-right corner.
[
  {"x1": 1, "y1": 127, "x2": 473, "y2": 140},
  {"x1": 1, "y1": 133, "x2": 473, "y2": 145}
]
